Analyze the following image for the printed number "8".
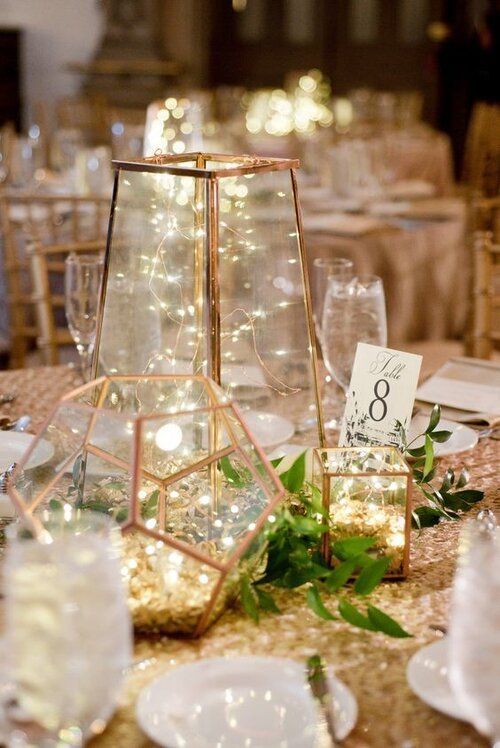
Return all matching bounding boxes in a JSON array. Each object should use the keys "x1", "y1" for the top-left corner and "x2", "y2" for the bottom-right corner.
[{"x1": 369, "y1": 379, "x2": 390, "y2": 421}]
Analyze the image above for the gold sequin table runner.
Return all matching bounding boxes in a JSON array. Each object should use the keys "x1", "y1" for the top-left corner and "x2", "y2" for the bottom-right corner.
[{"x1": 0, "y1": 365, "x2": 498, "y2": 747}]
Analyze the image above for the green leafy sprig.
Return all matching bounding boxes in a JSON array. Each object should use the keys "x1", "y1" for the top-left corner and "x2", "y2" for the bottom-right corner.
[
  {"x1": 397, "y1": 404, "x2": 484, "y2": 528},
  {"x1": 239, "y1": 452, "x2": 411, "y2": 638}
]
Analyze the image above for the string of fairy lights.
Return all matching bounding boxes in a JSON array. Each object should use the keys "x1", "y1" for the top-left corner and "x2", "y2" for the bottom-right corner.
[{"x1": 112, "y1": 163, "x2": 310, "y2": 407}]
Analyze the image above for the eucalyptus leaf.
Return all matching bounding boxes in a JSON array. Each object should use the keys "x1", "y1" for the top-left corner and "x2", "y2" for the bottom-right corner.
[
  {"x1": 332, "y1": 537, "x2": 377, "y2": 559},
  {"x1": 115, "y1": 507, "x2": 128, "y2": 523},
  {"x1": 240, "y1": 575, "x2": 259, "y2": 622},
  {"x1": 255, "y1": 587, "x2": 280, "y2": 614},
  {"x1": 275, "y1": 566, "x2": 325, "y2": 589},
  {"x1": 324, "y1": 557, "x2": 359, "y2": 592},
  {"x1": 411, "y1": 506, "x2": 443, "y2": 528},
  {"x1": 441, "y1": 468, "x2": 454, "y2": 492},
  {"x1": 367, "y1": 605, "x2": 412, "y2": 638},
  {"x1": 72, "y1": 455, "x2": 83, "y2": 486},
  {"x1": 290, "y1": 515, "x2": 327, "y2": 536},
  {"x1": 423, "y1": 434, "x2": 434, "y2": 480},
  {"x1": 429, "y1": 430, "x2": 453, "y2": 443},
  {"x1": 279, "y1": 451, "x2": 306, "y2": 493},
  {"x1": 270, "y1": 456, "x2": 285, "y2": 469},
  {"x1": 354, "y1": 556, "x2": 391, "y2": 595},
  {"x1": 220, "y1": 455, "x2": 247, "y2": 487},
  {"x1": 427, "y1": 404, "x2": 441, "y2": 433},
  {"x1": 338, "y1": 599, "x2": 376, "y2": 631},
  {"x1": 306, "y1": 585, "x2": 336, "y2": 620},
  {"x1": 456, "y1": 468, "x2": 470, "y2": 489},
  {"x1": 407, "y1": 445, "x2": 426, "y2": 458}
]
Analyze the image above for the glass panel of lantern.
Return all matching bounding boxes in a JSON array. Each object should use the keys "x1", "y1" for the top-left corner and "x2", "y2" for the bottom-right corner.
[
  {"x1": 94, "y1": 153, "x2": 324, "y2": 447},
  {"x1": 312, "y1": 447, "x2": 412, "y2": 578},
  {"x1": 7, "y1": 375, "x2": 285, "y2": 636}
]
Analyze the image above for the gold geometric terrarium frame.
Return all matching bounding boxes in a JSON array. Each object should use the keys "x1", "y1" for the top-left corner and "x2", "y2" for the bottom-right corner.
[
  {"x1": 93, "y1": 152, "x2": 325, "y2": 446},
  {"x1": 7, "y1": 374, "x2": 286, "y2": 636}
]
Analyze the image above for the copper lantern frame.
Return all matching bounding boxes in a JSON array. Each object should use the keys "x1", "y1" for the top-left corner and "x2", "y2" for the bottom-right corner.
[
  {"x1": 313, "y1": 446, "x2": 412, "y2": 579},
  {"x1": 92, "y1": 152, "x2": 325, "y2": 447}
]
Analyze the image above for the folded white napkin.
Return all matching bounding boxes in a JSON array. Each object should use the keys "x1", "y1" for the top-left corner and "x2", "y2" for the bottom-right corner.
[{"x1": 416, "y1": 357, "x2": 500, "y2": 426}]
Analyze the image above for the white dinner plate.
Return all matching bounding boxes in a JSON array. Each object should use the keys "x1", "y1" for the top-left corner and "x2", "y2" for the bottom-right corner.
[
  {"x1": 408, "y1": 415, "x2": 478, "y2": 457},
  {"x1": 0, "y1": 432, "x2": 54, "y2": 473},
  {"x1": 136, "y1": 656, "x2": 358, "y2": 748},
  {"x1": 407, "y1": 638, "x2": 465, "y2": 721},
  {"x1": 243, "y1": 411, "x2": 295, "y2": 449}
]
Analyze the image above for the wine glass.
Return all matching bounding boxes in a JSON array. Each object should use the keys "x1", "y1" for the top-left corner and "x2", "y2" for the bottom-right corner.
[
  {"x1": 2, "y1": 511, "x2": 132, "y2": 747},
  {"x1": 448, "y1": 515, "x2": 500, "y2": 746},
  {"x1": 321, "y1": 274, "x2": 387, "y2": 412},
  {"x1": 65, "y1": 253, "x2": 104, "y2": 381},
  {"x1": 312, "y1": 257, "x2": 354, "y2": 429}
]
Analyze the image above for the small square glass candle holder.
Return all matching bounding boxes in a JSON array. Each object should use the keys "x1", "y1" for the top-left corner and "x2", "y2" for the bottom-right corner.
[
  {"x1": 313, "y1": 447, "x2": 412, "y2": 578},
  {"x1": 8, "y1": 374, "x2": 285, "y2": 636}
]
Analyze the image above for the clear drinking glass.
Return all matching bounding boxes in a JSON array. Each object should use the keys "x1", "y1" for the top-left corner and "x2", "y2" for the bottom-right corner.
[
  {"x1": 65, "y1": 253, "x2": 104, "y2": 380},
  {"x1": 75, "y1": 146, "x2": 112, "y2": 196},
  {"x1": 9, "y1": 137, "x2": 37, "y2": 189},
  {"x1": 2, "y1": 511, "x2": 132, "y2": 747},
  {"x1": 312, "y1": 257, "x2": 354, "y2": 430},
  {"x1": 448, "y1": 516, "x2": 500, "y2": 746},
  {"x1": 321, "y1": 274, "x2": 387, "y2": 401}
]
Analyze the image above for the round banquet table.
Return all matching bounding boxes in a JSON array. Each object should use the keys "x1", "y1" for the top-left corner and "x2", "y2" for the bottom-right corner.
[
  {"x1": 303, "y1": 199, "x2": 468, "y2": 347},
  {"x1": 0, "y1": 364, "x2": 497, "y2": 748}
]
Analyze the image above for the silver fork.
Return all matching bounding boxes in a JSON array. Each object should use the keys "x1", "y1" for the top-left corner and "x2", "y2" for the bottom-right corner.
[{"x1": 307, "y1": 654, "x2": 340, "y2": 747}]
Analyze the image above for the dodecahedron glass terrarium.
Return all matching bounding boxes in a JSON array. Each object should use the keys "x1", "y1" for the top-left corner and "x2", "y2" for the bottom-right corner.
[
  {"x1": 8, "y1": 375, "x2": 285, "y2": 636},
  {"x1": 93, "y1": 153, "x2": 324, "y2": 447},
  {"x1": 313, "y1": 447, "x2": 412, "y2": 578}
]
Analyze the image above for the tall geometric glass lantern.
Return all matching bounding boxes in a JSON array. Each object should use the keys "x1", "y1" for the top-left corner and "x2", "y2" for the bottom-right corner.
[{"x1": 94, "y1": 153, "x2": 324, "y2": 446}]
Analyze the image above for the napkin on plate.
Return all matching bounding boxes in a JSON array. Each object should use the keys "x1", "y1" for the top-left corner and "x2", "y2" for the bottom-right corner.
[{"x1": 416, "y1": 357, "x2": 500, "y2": 427}]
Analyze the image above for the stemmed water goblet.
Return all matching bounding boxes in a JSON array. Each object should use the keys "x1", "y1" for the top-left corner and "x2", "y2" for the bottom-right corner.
[
  {"x1": 65, "y1": 253, "x2": 104, "y2": 381},
  {"x1": 320, "y1": 274, "x2": 387, "y2": 423},
  {"x1": 312, "y1": 257, "x2": 354, "y2": 430},
  {"x1": 448, "y1": 515, "x2": 500, "y2": 747}
]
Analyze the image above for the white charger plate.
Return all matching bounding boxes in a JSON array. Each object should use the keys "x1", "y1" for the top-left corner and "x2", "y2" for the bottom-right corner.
[
  {"x1": 136, "y1": 656, "x2": 357, "y2": 748},
  {"x1": 407, "y1": 638, "x2": 464, "y2": 721},
  {"x1": 0, "y1": 432, "x2": 54, "y2": 473},
  {"x1": 408, "y1": 415, "x2": 478, "y2": 457},
  {"x1": 243, "y1": 412, "x2": 295, "y2": 449}
]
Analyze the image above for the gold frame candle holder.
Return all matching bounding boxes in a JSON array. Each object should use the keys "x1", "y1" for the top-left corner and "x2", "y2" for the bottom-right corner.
[
  {"x1": 8, "y1": 374, "x2": 285, "y2": 636},
  {"x1": 93, "y1": 152, "x2": 324, "y2": 447},
  {"x1": 313, "y1": 447, "x2": 412, "y2": 578}
]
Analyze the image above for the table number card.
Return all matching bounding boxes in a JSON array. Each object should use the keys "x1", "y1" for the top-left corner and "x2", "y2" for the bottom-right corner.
[{"x1": 339, "y1": 343, "x2": 422, "y2": 448}]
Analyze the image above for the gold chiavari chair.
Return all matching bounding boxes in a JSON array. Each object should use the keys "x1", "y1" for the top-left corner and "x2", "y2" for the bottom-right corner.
[
  {"x1": 466, "y1": 196, "x2": 500, "y2": 359},
  {"x1": 56, "y1": 95, "x2": 109, "y2": 145},
  {"x1": 0, "y1": 193, "x2": 109, "y2": 368},
  {"x1": 463, "y1": 103, "x2": 500, "y2": 198},
  {"x1": 29, "y1": 239, "x2": 106, "y2": 365},
  {"x1": 0, "y1": 122, "x2": 15, "y2": 185}
]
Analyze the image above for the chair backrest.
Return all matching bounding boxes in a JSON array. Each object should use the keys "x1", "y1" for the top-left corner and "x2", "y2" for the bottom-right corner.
[
  {"x1": 29, "y1": 239, "x2": 106, "y2": 366},
  {"x1": 466, "y1": 196, "x2": 500, "y2": 359},
  {"x1": 0, "y1": 122, "x2": 15, "y2": 184},
  {"x1": 56, "y1": 95, "x2": 109, "y2": 145},
  {"x1": 0, "y1": 193, "x2": 110, "y2": 368},
  {"x1": 462, "y1": 103, "x2": 500, "y2": 197}
]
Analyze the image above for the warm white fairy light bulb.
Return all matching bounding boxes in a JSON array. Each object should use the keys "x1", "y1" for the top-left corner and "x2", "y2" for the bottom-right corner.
[{"x1": 155, "y1": 422, "x2": 183, "y2": 451}]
